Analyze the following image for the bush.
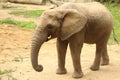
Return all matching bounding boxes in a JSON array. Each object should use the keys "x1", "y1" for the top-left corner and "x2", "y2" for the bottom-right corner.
[
  {"x1": 105, "y1": 3, "x2": 120, "y2": 43},
  {"x1": 96, "y1": 0, "x2": 120, "y2": 3}
]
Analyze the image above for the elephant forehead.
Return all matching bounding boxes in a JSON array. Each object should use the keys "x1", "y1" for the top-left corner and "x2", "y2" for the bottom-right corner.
[
  {"x1": 42, "y1": 13, "x2": 57, "y2": 21},
  {"x1": 43, "y1": 10, "x2": 57, "y2": 16},
  {"x1": 39, "y1": 15, "x2": 60, "y2": 28},
  {"x1": 44, "y1": 9, "x2": 64, "y2": 18}
]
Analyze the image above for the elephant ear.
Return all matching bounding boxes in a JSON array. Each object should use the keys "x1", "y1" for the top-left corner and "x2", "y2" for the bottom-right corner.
[{"x1": 60, "y1": 9, "x2": 87, "y2": 40}]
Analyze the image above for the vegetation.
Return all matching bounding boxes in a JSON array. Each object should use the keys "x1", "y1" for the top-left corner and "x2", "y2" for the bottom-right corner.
[
  {"x1": 12, "y1": 56, "x2": 23, "y2": 62},
  {"x1": 0, "y1": 69, "x2": 14, "y2": 75},
  {"x1": 97, "y1": 0, "x2": 120, "y2": 3},
  {"x1": 105, "y1": 3, "x2": 120, "y2": 43},
  {"x1": 0, "y1": 18, "x2": 37, "y2": 29},
  {"x1": 9, "y1": 10, "x2": 45, "y2": 18},
  {"x1": 0, "y1": 69, "x2": 16, "y2": 80}
]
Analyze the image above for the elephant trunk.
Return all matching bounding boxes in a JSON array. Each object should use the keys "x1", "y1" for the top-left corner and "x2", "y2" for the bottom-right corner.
[{"x1": 31, "y1": 28, "x2": 47, "y2": 72}]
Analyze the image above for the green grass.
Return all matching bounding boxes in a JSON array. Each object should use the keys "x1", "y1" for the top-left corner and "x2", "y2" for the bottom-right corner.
[
  {"x1": 0, "y1": 18, "x2": 37, "y2": 29},
  {"x1": 105, "y1": 3, "x2": 120, "y2": 43},
  {"x1": 9, "y1": 10, "x2": 45, "y2": 18}
]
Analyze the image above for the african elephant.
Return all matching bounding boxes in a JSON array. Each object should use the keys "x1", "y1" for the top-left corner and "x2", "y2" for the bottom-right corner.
[{"x1": 31, "y1": 2, "x2": 113, "y2": 78}]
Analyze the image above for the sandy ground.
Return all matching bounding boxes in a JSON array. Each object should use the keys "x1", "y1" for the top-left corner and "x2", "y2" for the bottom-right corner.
[{"x1": 0, "y1": 2, "x2": 120, "y2": 80}]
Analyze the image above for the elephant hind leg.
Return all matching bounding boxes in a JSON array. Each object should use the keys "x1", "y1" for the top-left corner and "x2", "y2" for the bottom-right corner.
[
  {"x1": 90, "y1": 31, "x2": 111, "y2": 70},
  {"x1": 90, "y1": 43, "x2": 109, "y2": 71},
  {"x1": 101, "y1": 45, "x2": 109, "y2": 65},
  {"x1": 91, "y1": 40, "x2": 110, "y2": 70},
  {"x1": 90, "y1": 43, "x2": 102, "y2": 71}
]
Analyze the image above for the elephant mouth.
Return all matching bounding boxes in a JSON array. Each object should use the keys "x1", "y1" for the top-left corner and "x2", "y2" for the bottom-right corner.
[
  {"x1": 46, "y1": 33, "x2": 56, "y2": 42},
  {"x1": 46, "y1": 34, "x2": 52, "y2": 42}
]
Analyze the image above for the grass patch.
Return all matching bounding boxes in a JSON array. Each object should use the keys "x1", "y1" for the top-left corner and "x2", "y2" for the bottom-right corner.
[
  {"x1": 105, "y1": 3, "x2": 120, "y2": 43},
  {"x1": 0, "y1": 18, "x2": 37, "y2": 29},
  {"x1": 0, "y1": 69, "x2": 14, "y2": 75},
  {"x1": 9, "y1": 10, "x2": 45, "y2": 18},
  {"x1": 12, "y1": 56, "x2": 23, "y2": 62}
]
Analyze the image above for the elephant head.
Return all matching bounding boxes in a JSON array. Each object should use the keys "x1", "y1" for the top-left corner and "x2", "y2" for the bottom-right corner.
[{"x1": 31, "y1": 8, "x2": 87, "y2": 72}]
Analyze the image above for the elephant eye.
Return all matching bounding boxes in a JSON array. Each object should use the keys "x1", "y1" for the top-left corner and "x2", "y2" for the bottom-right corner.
[
  {"x1": 57, "y1": 18, "x2": 63, "y2": 23},
  {"x1": 47, "y1": 24, "x2": 53, "y2": 30}
]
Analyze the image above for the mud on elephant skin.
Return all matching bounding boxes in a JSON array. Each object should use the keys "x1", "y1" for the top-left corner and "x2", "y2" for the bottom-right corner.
[{"x1": 30, "y1": 2, "x2": 113, "y2": 78}]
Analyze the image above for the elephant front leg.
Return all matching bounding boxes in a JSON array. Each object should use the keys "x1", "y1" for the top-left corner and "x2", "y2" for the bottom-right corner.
[
  {"x1": 56, "y1": 38, "x2": 68, "y2": 74},
  {"x1": 69, "y1": 40, "x2": 83, "y2": 78}
]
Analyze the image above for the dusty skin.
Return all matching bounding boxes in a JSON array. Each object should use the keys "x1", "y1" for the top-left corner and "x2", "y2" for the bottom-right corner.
[{"x1": 0, "y1": 2, "x2": 120, "y2": 80}]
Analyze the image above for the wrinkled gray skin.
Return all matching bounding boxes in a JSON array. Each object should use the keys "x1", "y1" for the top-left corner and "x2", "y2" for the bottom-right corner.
[{"x1": 31, "y1": 2, "x2": 113, "y2": 78}]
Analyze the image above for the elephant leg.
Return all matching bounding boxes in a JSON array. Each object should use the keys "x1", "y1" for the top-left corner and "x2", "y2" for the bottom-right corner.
[
  {"x1": 101, "y1": 31, "x2": 111, "y2": 65},
  {"x1": 69, "y1": 32, "x2": 84, "y2": 78},
  {"x1": 90, "y1": 43, "x2": 103, "y2": 71},
  {"x1": 69, "y1": 40, "x2": 83, "y2": 78},
  {"x1": 56, "y1": 38, "x2": 68, "y2": 74},
  {"x1": 90, "y1": 31, "x2": 111, "y2": 70},
  {"x1": 101, "y1": 45, "x2": 109, "y2": 65}
]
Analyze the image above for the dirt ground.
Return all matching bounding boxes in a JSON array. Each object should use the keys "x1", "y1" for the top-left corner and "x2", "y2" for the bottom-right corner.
[{"x1": 0, "y1": 2, "x2": 120, "y2": 80}]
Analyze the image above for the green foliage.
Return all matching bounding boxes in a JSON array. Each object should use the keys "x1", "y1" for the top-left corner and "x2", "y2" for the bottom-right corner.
[
  {"x1": 0, "y1": 18, "x2": 37, "y2": 29},
  {"x1": 97, "y1": 0, "x2": 120, "y2": 3},
  {"x1": 9, "y1": 10, "x2": 45, "y2": 18},
  {"x1": 105, "y1": 3, "x2": 120, "y2": 43}
]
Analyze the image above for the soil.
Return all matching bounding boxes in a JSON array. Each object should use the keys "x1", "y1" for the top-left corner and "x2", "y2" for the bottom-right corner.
[{"x1": 0, "y1": 2, "x2": 120, "y2": 80}]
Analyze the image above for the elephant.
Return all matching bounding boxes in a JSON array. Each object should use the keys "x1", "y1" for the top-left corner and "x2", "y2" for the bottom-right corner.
[{"x1": 31, "y1": 2, "x2": 113, "y2": 78}]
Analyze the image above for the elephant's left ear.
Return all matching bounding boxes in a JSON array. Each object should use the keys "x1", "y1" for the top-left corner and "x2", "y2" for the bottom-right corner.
[{"x1": 60, "y1": 9, "x2": 87, "y2": 40}]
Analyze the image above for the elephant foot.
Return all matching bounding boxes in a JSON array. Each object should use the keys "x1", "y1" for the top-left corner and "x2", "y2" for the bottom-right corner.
[
  {"x1": 72, "y1": 71, "x2": 83, "y2": 78},
  {"x1": 90, "y1": 65, "x2": 99, "y2": 71},
  {"x1": 56, "y1": 68, "x2": 67, "y2": 74},
  {"x1": 101, "y1": 60, "x2": 109, "y2": 65}
]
